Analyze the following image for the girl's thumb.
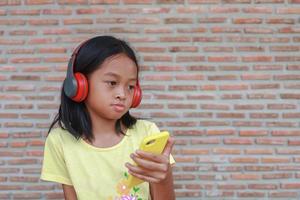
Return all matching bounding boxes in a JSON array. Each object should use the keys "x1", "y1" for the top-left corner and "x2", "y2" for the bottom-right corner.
[{"x1": 163, "y1": 137, "x2": 175, "y2": 156}]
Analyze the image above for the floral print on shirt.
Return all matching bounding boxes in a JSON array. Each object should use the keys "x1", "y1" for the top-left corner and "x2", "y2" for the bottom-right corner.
[{"x1": 107, "y1": 172, "x2": 143, "y2": 200}]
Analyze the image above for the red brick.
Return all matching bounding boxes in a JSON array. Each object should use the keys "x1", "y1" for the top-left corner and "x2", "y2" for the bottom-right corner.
[
  {"x1": 175, "y1": 191, "x2": 201, "y2": 197},
  {"x1": 244, "y1": 165, "x2": 274, "y2": 171},
  {"x1": 267, "y1": 104, "x2": 296, "y2": 109},
  {"x1": 266, "y1": 18, "x2": 295, "y2": 24},
  {"x1": 240, "y1": 130, "x2": 268, "y2": 136},
  {"x1": 208, "y1": 75, "x2": 237, "y2": 80},
  {"x1": 224, "y1": 138, "x2": 253, "y2": 145},
  {"x1": 219, "y1": 84, "x2": 248, "y2": 90},
  {"x1": 211, "y1": 27, "x2": 242, "y2": 33},
  {"x1": 237, "y1": 46, "x2": 265, "y2": 52},
  {"x1": 217, "y1": 113, "x2": 245, "y2": 118},
  {"x1": 244, "y1": 28, "x2": 273, "y2": 34},
  {"x1": 42, "y1": 9, "x2": 72, "y2": 15},
  {"x1": 288, "y1": 139, "x2": 300, "y2": 145},
  {"x1": 150, "y1": 112, "x2": 178, "y2": 118},
  {"x1": 248, "y1": 184, "x2": 277, "y2": 189},
  {"x1": 173, "y1": 130, "x2": 205, "y2": 136},
  {"x1": 230, "y1": 157, "x2": 258, "y2": 163},
  {"x1": 214, "y1": 166, "x2": 243, "y2": 172},
  {"x1": 255, "y1": 0, "x2": 284, "y2": 2},
  {"x1": 8, "y1": 158, "x2": 38, "y2": 165},
  {"x1": 253, "y1": 64, "x2": 283, "y2": 70},
  {"x1": 224, "y1": 0, "x2": 250, "y2": 2},
  {"x1": 277, "y1": 166, "x2": 300, "y2": 171},
  {"x1": 137, "y1": 47, "x2": 165, "y2": 53},
  {"x1": 199, "y1": 17, "x2": 227, "y2": 23},
  {"x1": 269, "y1": 192, "x2": 298, "y2": 198},
  {"x1": 25, "y1": 0, "x2": 53, "y2": 4},
  {"x1": 281, "y1": 183, "x2": 300, "y2": 189},
  {"x1": 169, "y1": 85, "x2": 197, "y2": 91},
  {"x1": 231, "y1": 174, "x2": 260, "y2": 180},
  {"x1": 210, "y1": 7, "x2": 239, "y2": 13},
  {"x1": 260, "y1": 37, "x2": 290, "y2": 43},
  {"x1": 165, "y1": 121, "x2": 198, "y2": 127},
  {"x1": 168, "y1": 104, "x2": 197, "y2": 109},
  {"x1": 250, "y1": 113, "x2": 279, "y2": 119},
  {"x1": 277, "y1": 7, "x2": 300, "y2": 14},
  {"x1": 143, "y1": 75, "x2": 172, "y2": 81},
  {"x1": 256, "y1": 138, "x2": 286, "y2": 145},
  {"x1": 238, "y1": 192, "x2": 265, "y2": 197},
  {"x1": 218, "y1": 184, "x2": 246, "y2": 190},
  {"x1": 237, "y1": 122, "x2": 265, "y2": 128},
  {"x1": 188, "y1": 0, "x2": 218, "y2": 3},
  {"x1": 176, "y1": 56, "x2": 205, "y2": 62},
  {"x1": 262, "y1": 173, "x2": 293, "y2": 179},
  {"x1": 10, "y1": 142, "x2": 27, "y2": 148},
  {"x1": 277, "y1": 149, "x2": 300, "y2": 154},
  {"x1": 200, "y1": 84, "x2": 217, "y2": 90},
  {"x1": 193, "y1": 36, "x2": 222, "y2": 42},
  {"x1": 234, "y1": 104, "x2": 264, "y2": 110},
  {"x1": 200, "y1": 121, "x2": 231, "y2": 126},
  {"x1": 266, "y1": 121, "x2": 298, "y2": 127},
  {"x1": 233, "y1": 18, "x2": 263, "y2": 24},
  {"x1": 0, "y1": 185, "x2": 23, "y2": 190},
  {"x1": 261, "y1": 157, "x2": 290, "y2": 163},
  {"x1": 213, "y1": 148, "x2": 241, "y2": 154},
  {"x1": 242, "y1": 56, "x2": 272, "y2": 62},
  {"x1": 10, "y1": 176, "x2": 39, "y2": 182},
  {"x1": 221, "y1": 94, "x2": 242, "y2": 99},
  {"x1": 187, "y1": 95, "x2": 214, "y2": 100},
  {"x1": 207, "y1": 129, "x2": 235, "y2": 135},
  {"x1": 245, "y1": 148, "x2": 274, "y2": 155},
  {"x1": 191, "y1": 138, "x2": 220, "y2": 144},
  {"x1": 4, "y1": 122, "x2": 33, "y2": 128},
  {"x1": 181, "y1": 149, "x2": 209, "y2": 155},
  {"x1": 242, "y1": 7, "x2": 272, "y2": 13},
  {"x1": 144, "y1": 55, "x2": 172, "y2": 62}
]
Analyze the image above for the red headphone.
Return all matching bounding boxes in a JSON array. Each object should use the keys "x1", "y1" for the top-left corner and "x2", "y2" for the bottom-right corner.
[{"x1": 63, "y1": 39, "x2": 142, "y2": 108}]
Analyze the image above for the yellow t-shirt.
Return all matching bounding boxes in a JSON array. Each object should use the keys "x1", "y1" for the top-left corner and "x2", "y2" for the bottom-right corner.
[{"x1": 40, "y1": 120, "x2": 175, "y2": 200}]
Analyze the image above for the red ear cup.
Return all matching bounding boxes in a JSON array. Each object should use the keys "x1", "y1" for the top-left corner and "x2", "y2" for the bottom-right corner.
[
  {"x1": 72, "y1": 72, "x2": 88, "y2": 102},
  {"x1": 131, "y1": 85, "x2": 142, "y2": 108}
]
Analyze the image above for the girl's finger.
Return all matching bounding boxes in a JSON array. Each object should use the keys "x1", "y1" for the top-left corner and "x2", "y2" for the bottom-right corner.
[
  {"x1": 126, "y1": 163, "x2": 165, "y2": 181},
  {"x1": 162, "y1": 137, "x2": 175, "y2": 157},
  {"x1": 128, "y1": 169, "x2": 161, "y2": 184},
  {"x1": 135, "y1": 150, "x2": 169, "y2": 164},
  {"x1": 130, "y1": 154, "x2": 168, "y2": 172}
]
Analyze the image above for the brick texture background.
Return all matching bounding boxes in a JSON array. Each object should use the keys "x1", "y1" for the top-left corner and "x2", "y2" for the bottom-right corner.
[{"x1": 1, "y1": 0, "x2": 300, "y2": 199}]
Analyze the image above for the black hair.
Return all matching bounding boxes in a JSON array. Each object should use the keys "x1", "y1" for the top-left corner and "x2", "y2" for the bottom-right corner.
[{"x1": 48, "y1": 35, "x2": 138, "y2": 142}]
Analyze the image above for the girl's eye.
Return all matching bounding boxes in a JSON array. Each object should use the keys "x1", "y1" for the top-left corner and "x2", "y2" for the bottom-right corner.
[
  {"x1": 107, "y1": 81, "x2": 117, "y2": 86},
  {"x1": 128, "y1": 85, "x2": 135, "y2": 90}
]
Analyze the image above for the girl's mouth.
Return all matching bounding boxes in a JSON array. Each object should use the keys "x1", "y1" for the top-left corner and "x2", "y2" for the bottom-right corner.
[{"x1": 111, "y1": 104, "x2": 126, "y2": 112}]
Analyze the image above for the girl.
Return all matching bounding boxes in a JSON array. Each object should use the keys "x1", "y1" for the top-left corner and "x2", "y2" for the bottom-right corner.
[{"x1": 40, "y1": 35, "x2": 176, "y2": 200}]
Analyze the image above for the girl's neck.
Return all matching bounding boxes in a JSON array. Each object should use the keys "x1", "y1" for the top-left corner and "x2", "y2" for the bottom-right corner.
[
  {"x1": 85, "y1": 118, "x2": 126, "y2": 148},
  {"x1": 92, "y1": 118, "x2": 118, "y2": 136}
]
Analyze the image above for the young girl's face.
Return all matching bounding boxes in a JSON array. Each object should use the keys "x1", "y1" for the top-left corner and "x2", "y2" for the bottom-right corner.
[{"x1": 85, "y1": 53, "x2": 138, "y2": 121}]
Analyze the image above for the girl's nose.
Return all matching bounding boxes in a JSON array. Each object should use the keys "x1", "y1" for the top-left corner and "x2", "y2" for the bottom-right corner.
[{"x1": 115, "y1": 87, "x2": 126, "y2": 100}]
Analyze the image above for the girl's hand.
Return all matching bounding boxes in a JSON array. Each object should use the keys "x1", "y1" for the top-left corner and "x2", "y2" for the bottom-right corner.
[{"x1": 125, "y1": 137, "x2": 175, "y2": 184}]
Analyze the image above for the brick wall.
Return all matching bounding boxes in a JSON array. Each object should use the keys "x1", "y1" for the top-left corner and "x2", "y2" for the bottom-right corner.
[{"x1": 1, "y1": 0, "x2": 300, "y2": 199}]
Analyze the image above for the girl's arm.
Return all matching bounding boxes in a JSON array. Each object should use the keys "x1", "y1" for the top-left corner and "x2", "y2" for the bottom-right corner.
[
  {"x1": 149, "y1": 164, "x2": 175, "y2": 200},
  {"x1": 62, "y1": 184, "x2": 77, "y2": 200}
]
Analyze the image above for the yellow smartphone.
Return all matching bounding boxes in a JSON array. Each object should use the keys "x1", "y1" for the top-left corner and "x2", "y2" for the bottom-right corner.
[{"x1": 127, "y1": 131, "x2": 170, "y2": 188}]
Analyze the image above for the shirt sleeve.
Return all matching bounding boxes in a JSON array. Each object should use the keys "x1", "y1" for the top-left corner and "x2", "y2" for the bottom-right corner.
[
  {"x1": 40, "y1": 130, "x2": 73, "y2": 185},
  {"x1": 147, "y1": 122, "x2": 176, "y2": 165}
]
